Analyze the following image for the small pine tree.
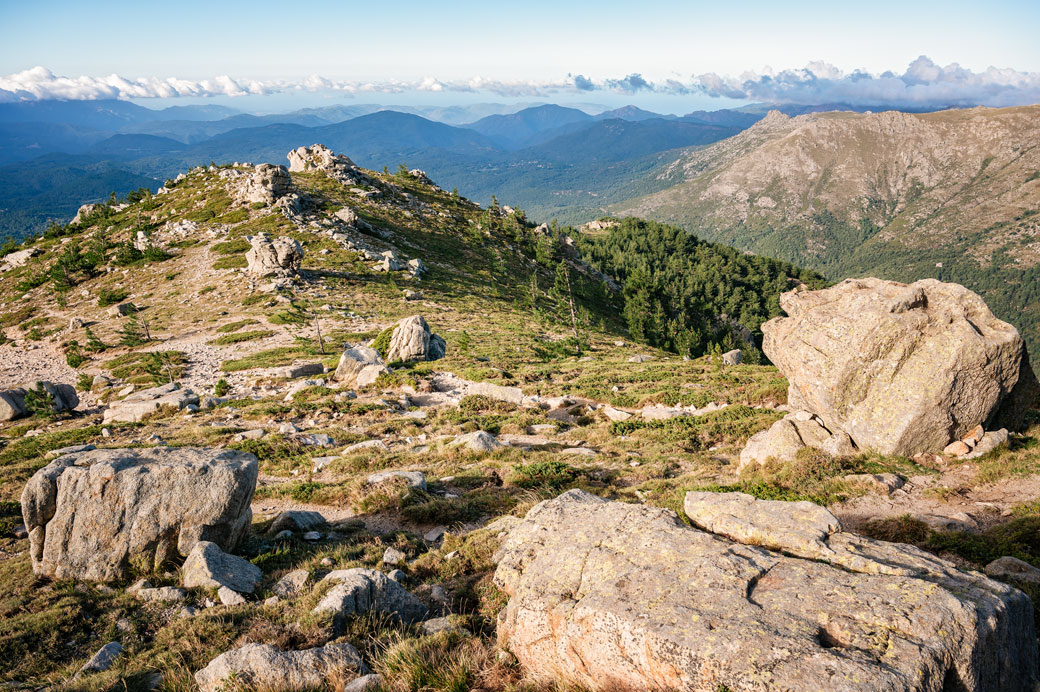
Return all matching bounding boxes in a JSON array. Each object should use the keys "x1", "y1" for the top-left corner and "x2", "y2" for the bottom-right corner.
[
  {"x1": 120, "y1": 314, "x2": 147, "y2": 347},
  {"x1": 84, "y1": 326, "x2": 107, "y2": 353}
]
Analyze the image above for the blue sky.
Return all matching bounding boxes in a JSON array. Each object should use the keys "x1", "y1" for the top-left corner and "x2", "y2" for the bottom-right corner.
[{"x1": 1, "y1": 0, "x2": 1038, "y2": 112}]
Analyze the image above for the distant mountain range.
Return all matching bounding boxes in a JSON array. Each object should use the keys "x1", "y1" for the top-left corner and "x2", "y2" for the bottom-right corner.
[
  {"x1": 612, "y1": 105, "x2": 1040, "y2": 352},
  {"x1": 0, "y1": 99, "x2": 776, "y2": 238}
]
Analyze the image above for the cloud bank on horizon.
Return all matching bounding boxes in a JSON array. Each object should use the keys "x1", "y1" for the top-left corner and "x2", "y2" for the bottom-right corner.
[{"x1": 2, "y1": 57, "x2": 1039, "y2": 109}]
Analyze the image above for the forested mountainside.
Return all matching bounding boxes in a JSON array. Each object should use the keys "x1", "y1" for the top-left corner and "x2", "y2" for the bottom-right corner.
[{"x1": 613, "y1": 105, "x2": 1040, "y2": 353}]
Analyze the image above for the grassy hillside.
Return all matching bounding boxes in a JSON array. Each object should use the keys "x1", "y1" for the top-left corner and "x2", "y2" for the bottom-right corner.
[{"x1": 0, "y1": 148, "x2": 1037, "y2": 691}]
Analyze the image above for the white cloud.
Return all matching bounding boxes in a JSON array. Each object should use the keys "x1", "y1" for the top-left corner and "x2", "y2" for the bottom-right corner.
[
  {"x1": 691, "y1": 56, "x2": 1040, "y2": 107},
  {"x1": 3, "y1": 58, "x2": 1039, "y2": 108}
]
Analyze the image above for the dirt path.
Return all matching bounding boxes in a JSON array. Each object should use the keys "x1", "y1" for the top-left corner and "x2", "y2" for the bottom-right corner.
[{"x1": 832, "y1": 463, "x2": 1040, "y2": 532}]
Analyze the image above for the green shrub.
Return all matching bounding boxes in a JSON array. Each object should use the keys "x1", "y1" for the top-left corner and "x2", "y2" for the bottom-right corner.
[
  {"x1": 97, "y1": 287, "x2": 128, "y2": 306},
  {"x1": 509, "y1": 460, "x2": 579, "y2": 489}
]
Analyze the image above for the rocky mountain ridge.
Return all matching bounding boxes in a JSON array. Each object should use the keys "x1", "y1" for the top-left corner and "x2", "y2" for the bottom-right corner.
[{"x1": 614, "y1": 105, "x2": 1040, "y2": 351}]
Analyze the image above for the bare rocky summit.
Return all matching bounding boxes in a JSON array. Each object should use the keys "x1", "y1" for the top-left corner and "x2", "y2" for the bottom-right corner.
[{"x1": 494, "y1": 489, "x2": 1038, "y2": 692}]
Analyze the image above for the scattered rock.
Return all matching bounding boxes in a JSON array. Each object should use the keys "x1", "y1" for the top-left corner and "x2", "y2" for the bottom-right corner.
[
  {"x1": 452, "y1": 430, "x2": 503, "y2": 453},
  {"x1": 287, "y1": 145, "x2": 363, "y2": 186},
  {"x1": 103, "y1": 383, "x2": 199, "y2": 423},
  {"x1": 627, "y1": 354, "x2": 654, "y2": 363},
  {"x1": 270, "y1": 510, "x2": 326, "y2": 534},
  {"x1": 107, "y1": 302, "x2": 137, "y2": 317},
  {"x1": 962, "y1": 429, "x2": 1009, "y2": 459},
  {"x1": 1, "y1": 247, "x2": 40, "y2": 271},
  {"x1": 344, "y1": 674, "x2": 383, "y2": 692},
  {"x1": 721, "y1": 349, "x2": 743, "y2": 365},
  {"x1": 315, "y1": 568, "x2": 428, "y2": 625},
  {"x1": 466, "y1": 381, "x2": 522, "y2": 405},
  {"x1": 385, "y1": 316, "x2": 446, "y2": 363},
  {"x1": 182, "y1": 541, "x2": 262, "y2": 593},
  {"x1": 739, "y1": 413, "x2": 854, "y2": 471},
  {"x1": 601, "y1": 405, "x2": 632, "y2": 422},
  {"x1": 217, "y1": 586, "x2": 247, "y2": 606},
  {"x1": 272, "y1": 569, "x2": 310, "y2": 597},
  {"x1": 763, "y1": 278, "x2": 1040, "y2": 456},
  {"x1": 495, "y1": 490, "x2": 1038, "y2": 692},
  {"x1": 365, "y1": 470, "x2": 426, "y2": 492},
  {"x1": 986, "y1": 556, "x2": 1040, "y2": 585},
  {"x1": 382, "y1": 547, "x2": 406, "y2": 566},
  {"x1": 944, "y1": 440, "x2": 972, "y2": 456},
  {"x1": 21, "y1": 447, "x2": 257, "y2": 580},
  {"x1": 424, "y1": 526, "x2": 447, "y2": 543},
  {"x1": 245, "y1": 233, "x2": 304, "y2": 277},
  {"x1": 843, "y1": 473, "x2": 905, "y2": 493},
  {"x1": 333, "y1": 346, "x2": 388, "y2": 389},
  {"x1": 78, "y1": 642, "x2": 122, "y2": 676},
  {"x1": 195, "y1": 642, "x2": 365, "y2": 692},
  {"x1": 0, "y1": 381, "x2": 79, "y2": 421}
]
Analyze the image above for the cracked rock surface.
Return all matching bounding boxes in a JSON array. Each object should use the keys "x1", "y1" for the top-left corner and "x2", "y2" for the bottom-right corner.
[{"x1": 493, "y1": 489, "x2": 1038, "y2": 692}]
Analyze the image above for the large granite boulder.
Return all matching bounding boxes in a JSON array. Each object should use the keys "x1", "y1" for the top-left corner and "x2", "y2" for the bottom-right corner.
[
  {"x1": 494, "y1": 489, "x2": 1038, "y2": 692},
  {"x1": 21, "y1": 447, "x2": 258, "y2": 581},
  {"x1": 385, "y1": 315, "x2": 446, "y2": 363},
  {"x1": 103, "y1": 382, "x2": 198, "y2": 423},
  {"x1": 195, "y1": 642, "x2": 364, "y2": 692},
  {"x1": 762, "y1": 278, "x2": 1040, "y2": 456},
  {"x1": 245, "y1": 233, "x2": 304, "y2": 277},
  {"x1": 0, "y1": 381, "x2": 78, "y2": 421},
  {"x1": 333, "y1": 345, "x2": 388, "y2": 389},
  {"x1": 235, "y1": 163, "x2": 290, "y2": 205}
]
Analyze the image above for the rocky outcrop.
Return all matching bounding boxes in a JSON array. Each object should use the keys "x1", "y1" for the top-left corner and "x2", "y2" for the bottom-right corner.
[
  {"x1": 195, "y1": 643, "x2": 364, "y2": 692},
  {"x1": 761, "y1": 278, "x2": 1040, "y2": 456},
  {"x1": 103, "y1": 383, "x2": 198, "y2": 423},
  {"x1": 245, "y1": 233, "x2": 304, "y2": 277},
  {"x1": 452, "y1": 430, "x2": 503, "y2": 452},
  {"x1": 333, "y1": 345, "x2": 388, "y2": 389},
  {"x1": 21, "y1": 447, "x2": 258, "y2": 581},
  {"x1": 0, "y1": 247, "x2": 40, "y2": 271},
  {"x1": 0, "y1": 381, "x2": 78, "y2": 421},
  {"x1": 72, "y1": 203, "x2": 99, "y2": 225},
  {"x1": 314, "y1": 568, "x2": 428, "y2": 625},
  {"x1": 385, "y1": 315, "x2": 446, "y2": 363},
  {"x1": 235, "y1": 164, "x2": 291, "y2": 205},
  {"x1": 287, "y1": 144, "x2": 365, "y2": 185},
  {"x1": 494, "y1": 489, "x2": 1038, "y2": 692}
]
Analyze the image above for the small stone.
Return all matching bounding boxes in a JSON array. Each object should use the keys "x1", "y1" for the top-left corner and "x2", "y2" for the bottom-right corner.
[
  {"x1": 78, "y1": 641, "x2": 122, "y2": 675},
  {"x1": 943, "y1": 440, "x2": 971, "y2": 456},
  {"x1": 271, "y1": 569, "x2": 309, "y2": 597},
  {"x1": 320, "y1": 557, "x2": 335, "y2": 567},
  {"x1": 387, "y1": 569, "x2": 406, "y2": 582},
  {"x1": 382, "y1": 547, "x2": 406, "y2": 565},
  {"x1": 218, "y1": 586, "x2": 247, "y2": 606},
  {"x1": 302, "y1": 531, "x2": 321, "y2": 541},
  {"x1": 264, "y1": 596, "x2": 280, "y2": 606},
  {"x1": 985, "y1": 556, "x2": 1040, "y2": 584},
  {"x1": 424, "y1": 526, "x2": 447, "y2": 543},
  {"x1": 101, "y1": 428, "x2": 111, "y2": 437}
]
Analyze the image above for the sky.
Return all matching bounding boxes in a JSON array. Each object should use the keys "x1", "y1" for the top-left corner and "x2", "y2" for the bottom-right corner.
[{"x1": 1, "y1": 0, "x2": 1039, "y2": 113}]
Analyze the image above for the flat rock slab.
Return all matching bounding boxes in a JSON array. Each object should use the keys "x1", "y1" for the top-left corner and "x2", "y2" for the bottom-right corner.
[
  {"x1": 21, "y1": 447, "x2": 257, "y2": 581},
  {"x1": 494, "y1": 489, "x2": 1038, "y2": 692}
]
